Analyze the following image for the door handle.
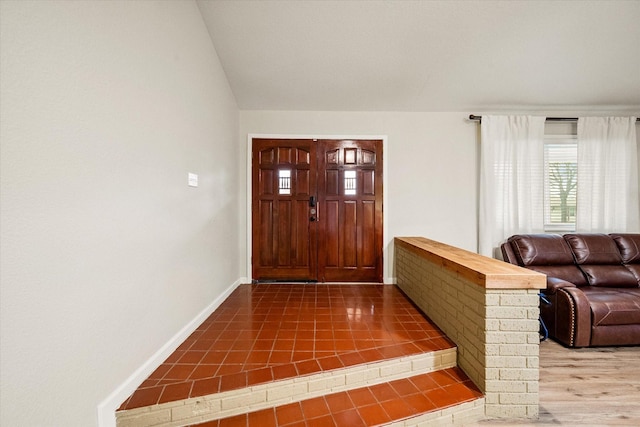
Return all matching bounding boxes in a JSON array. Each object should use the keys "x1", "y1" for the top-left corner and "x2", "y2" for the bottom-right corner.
[
  {"x1": 309, "y1": 196, "x2": 316, "y2": 207},
  {"x1": 310, "y1": 202, "x2": 319, "y2": 222}
]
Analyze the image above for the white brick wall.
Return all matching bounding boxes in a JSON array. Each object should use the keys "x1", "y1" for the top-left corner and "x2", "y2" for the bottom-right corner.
[{"x1": 395, "y1": 239, "x2": 541, "y2": 420}]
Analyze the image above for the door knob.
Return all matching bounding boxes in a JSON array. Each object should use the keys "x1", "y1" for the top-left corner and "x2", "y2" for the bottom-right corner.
[{"x1": 310, "y1": 202, "x2": 318, "y2": 222}]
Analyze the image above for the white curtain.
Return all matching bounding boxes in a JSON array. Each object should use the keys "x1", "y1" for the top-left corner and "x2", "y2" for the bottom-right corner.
[
  {"x1": 576, "y1": 117, "x2": 639, "y2": 232},
  {"x1": 479, "y1": 115, "x2": 546, "y2": 257}
]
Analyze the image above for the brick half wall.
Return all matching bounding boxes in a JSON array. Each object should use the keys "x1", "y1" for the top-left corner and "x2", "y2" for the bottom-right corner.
[{"x1": 395, "y1": 237, "x2": 545, "y2": 419}]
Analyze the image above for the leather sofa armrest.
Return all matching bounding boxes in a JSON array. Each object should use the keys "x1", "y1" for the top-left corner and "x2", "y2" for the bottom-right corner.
[
  {"x1": 546, "y1": 277, "x2": 577, "y2": 294},
  {"x1": 559, "y1": 286, "x2": 592, "y2": 347},
  {"x1": 540, "y1": 281, "x2": 591, "y2": 347}
]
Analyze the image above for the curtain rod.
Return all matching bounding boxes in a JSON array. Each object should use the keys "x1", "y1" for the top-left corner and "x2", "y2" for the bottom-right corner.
[{"x1": 468, "y1": 114, "x2": 640, "y2": 122}]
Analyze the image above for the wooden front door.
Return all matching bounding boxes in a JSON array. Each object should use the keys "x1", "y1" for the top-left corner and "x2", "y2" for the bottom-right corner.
[
  {"x1": 251, "y1": 138, "x2": 382, "y2": 282},
  {"x1": 317, "y1": 139, "x2": 383, "y2": 282},
  {"x1": 252, "y1": 139, "x2": 318, "y2": 281}
]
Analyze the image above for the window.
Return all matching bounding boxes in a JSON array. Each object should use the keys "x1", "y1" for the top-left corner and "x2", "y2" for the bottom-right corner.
[
  {"x1": 544, "y1": 136, "x2": 577, "y2": 232},
  {"x1": 278, "y1": 169, "x2": 291, "y2": 195},
  {"x1": 344, "y1": 170, "x2": 357, "y2": 195}
]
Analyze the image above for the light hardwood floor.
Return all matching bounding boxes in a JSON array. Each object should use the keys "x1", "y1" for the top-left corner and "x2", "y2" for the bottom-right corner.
[{"x1": 472, "y1": 339, "x2": 640, "y2": 426}]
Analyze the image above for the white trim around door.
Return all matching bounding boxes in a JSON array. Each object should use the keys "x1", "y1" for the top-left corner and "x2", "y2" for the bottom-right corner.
[{"x1": 246, "y1": 134, "x2": 391, "y2": 284}]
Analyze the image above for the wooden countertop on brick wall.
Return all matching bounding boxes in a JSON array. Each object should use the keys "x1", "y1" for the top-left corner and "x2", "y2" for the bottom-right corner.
[{"x1": 395, "y1": 237, "x2": 545, "y2": 290}]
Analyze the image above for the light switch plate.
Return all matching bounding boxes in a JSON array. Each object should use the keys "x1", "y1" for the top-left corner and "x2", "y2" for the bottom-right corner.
[{"x1": 188, "y1": 173, "x2": 198, "y2": 187}]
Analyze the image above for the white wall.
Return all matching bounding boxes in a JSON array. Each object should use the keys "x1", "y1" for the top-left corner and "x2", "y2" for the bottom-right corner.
[
  {"x1": 239, "y1": 111, "x2": 480, "y2": 281},
  {"x1": 0, "y1": 1, "x2": 240, "y2": 426},
  {"x1": 239, "y1": 112, "x2": 640, "y2": 281},
  {"x1": 2, "y1": 1, "x2": 638, "y2": 425}
]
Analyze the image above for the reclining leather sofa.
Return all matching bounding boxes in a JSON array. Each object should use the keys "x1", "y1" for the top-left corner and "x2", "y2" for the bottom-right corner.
[{"x1": 501, "y1": 233, "x2": 640, "y2": 347}]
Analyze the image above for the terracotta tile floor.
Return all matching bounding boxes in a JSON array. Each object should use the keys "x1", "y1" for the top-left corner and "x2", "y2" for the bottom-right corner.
[
  {"x1": 191, "y1": 368, "x2": 483, "y2": 427},
  {"x1": 118, "y1": 284, "x2": 455, "y2": 411}
]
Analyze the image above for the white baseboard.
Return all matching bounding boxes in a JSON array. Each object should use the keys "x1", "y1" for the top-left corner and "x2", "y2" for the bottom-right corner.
[{"x1": 96, "y1": 278, "x2": 246, "y2": 427}]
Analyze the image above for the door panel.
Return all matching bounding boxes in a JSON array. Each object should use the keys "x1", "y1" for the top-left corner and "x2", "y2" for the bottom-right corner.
[
  {"x1": 343, "y1": 201, "x2": 357, "y2": 267},
  {"x1": 252, "y1": 138, "x2": 382, "y2": 282},
  {"x1": 362, "y1": 200, "x2": 376, "y2": 265},
  {"x1": 252, "y1": 139, "x2": 317, "y2": 281},
  {"x1": 325, "y1": 200, "x2": 339, "y2": 267},
  {"x1": 317, "y1": 139, "x2": 383, "y2": 282}
]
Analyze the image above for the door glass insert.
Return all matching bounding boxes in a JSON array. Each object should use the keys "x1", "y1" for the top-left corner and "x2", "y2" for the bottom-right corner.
[
  {"x1": 279, "y1": 169, "x2": 291, "y2": 195},
  {"x1": 344, "y1": 170, "x2": 357, "y2": 195}
]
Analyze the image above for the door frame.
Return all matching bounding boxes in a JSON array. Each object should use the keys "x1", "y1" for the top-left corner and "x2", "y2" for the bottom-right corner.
[{"x1": 246, "y1": 134, "x2": 390, "y2": 283}]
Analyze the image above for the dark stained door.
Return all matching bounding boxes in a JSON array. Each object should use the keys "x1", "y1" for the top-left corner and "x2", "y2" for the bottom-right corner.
[
  {"x1": 317, "y1": 139, "x2": 383, "y2": 282},
  {"x1": 251, "y1": 139, "x2": 317, "y2": 281},
  {"x1": 251, "y1": 138, "x2": 383, "y2": 282}
]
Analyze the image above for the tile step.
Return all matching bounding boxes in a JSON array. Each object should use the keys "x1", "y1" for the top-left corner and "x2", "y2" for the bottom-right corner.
[
  {"x1": 191, "y1": 368, "x2": 484, "y2": 427},
  {"x1": 117, "y1": 284, "x2": 457, "y2": 415},
  {"x1": 116, "y1": 348, "x2": 472, "y2": 427}
]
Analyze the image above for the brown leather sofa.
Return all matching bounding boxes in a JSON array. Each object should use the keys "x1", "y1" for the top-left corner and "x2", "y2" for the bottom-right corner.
[{"x1": 501, "y1": 233, "x2": 640, "y2": 347}]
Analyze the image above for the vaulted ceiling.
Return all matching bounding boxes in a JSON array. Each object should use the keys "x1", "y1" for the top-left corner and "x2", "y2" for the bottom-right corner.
[{"x1": 197, "y1": 0, "x2": 640, "y2": 112}]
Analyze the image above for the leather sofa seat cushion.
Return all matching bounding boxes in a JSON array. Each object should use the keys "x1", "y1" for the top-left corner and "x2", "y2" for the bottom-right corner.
[
  {"x1": 582, "y1": 287, "x2": 640, "y2": 326},
  {"x1": 507, "y1": 234, "x2": 587, "y2": 285}
]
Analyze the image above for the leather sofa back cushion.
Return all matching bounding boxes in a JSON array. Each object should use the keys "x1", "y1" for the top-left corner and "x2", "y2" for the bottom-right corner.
[
  {"x1": 508, "y1": 234, "x2": 587, "y2": 285},
  {"x1": 564, "y1": 234, "x2": 622, "y2": 264},
  {"x1": 508, "y1": 234, "x2": 575, "y2": 265},
  {"x1": 610, "y1": 234, "x2": 640, "y2": 284},
  {"x1": 624, "y1": 265, "x2": 640, "y2": 283},
  {"x1": 580, "y1": 265, "x2": 639, "y2": 287},
  {"x1": 610, "y1": 234, "x2": 640, "y2": 264},
  {"x1": 564, "y1": 233, "x2": 639, "y2": 287},
  {"x1": 526, "y1": 265, "x2": 588, "y2": 286}
]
